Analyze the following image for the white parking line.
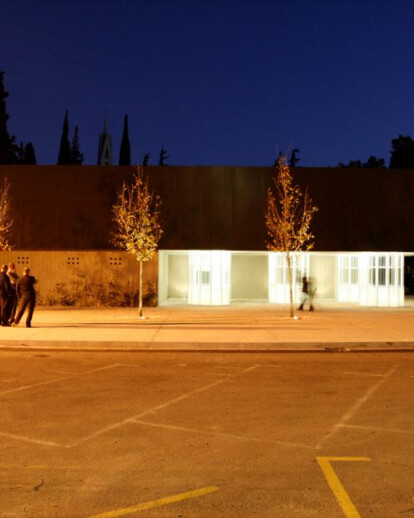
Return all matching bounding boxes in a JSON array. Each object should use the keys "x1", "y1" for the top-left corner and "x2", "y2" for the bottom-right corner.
[
  {"x1": 339, "y1": 423, "x2": 414, "y2": 434},
  {"x1": 132, "y1": 418, "x2": 315, "y2": 450},
  {"x1": 69, "y1": 364, "x2": 261, "y2": 447},
  {"x1": 0, "y1": 431, "x2": 62, "y2": 447},
  {"x1": 316, "y1": 364, "x2": 399, "y2": 449},
  {"x1": 0, "y1": 364, "x2": 122, "y2": 396},
  {"x1": 69, "y1": 378, "x2": 231, "y2": 447},
  {"x1": 343, "y1": 371, "x2": 383, "y2": 377}
]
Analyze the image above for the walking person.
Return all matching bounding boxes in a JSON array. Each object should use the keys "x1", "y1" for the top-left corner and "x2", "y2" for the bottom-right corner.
[
  {"x1": 0, "y1": 264, "x2": 12, "y2": 326},
  {"x1": 298, "y1": 275, "x2": 314, "y2": 311},
  {"x1": 7, "y1": 262, "x2": 19, "y2": 324},
  {"x1": 13, "y1": 267, "x2": 37, "y2": 328}
]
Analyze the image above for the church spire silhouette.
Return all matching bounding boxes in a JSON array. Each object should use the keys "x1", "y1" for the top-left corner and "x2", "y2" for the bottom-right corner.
[{"x1": 97, "y1": 111, "x2": 113, "y2": 165}]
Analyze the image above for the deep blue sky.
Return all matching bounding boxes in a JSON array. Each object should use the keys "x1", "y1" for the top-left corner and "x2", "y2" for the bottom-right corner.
[{"x1": 1, "y1": 0, "x2": 413, "y2": 167}]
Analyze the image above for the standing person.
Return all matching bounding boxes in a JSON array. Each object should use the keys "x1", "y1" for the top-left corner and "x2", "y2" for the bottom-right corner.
[
  {"x1": 0, "y1": 264, "x2": 12, "y2": 326},
  {"x1": 13, "y1": 267, "x2": 37, "y2": 328},
  {"x1": 7, "y1": 262, "x2": 19, "y2": 324}
]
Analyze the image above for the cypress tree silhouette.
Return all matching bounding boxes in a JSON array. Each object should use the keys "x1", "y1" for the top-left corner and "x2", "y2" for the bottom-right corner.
[
  {"x1": 119, "y1": 114, "x2": 131, "y2": 165},
  {"x1": 57, "y1": 110, "x2": 71, "y2": 164},
  {"x1": 70, "y1": 125, "x2": 83, "y2": 165},
  {"x1": 23, "y1": 143, "x2": 37, "y2": 164},
  {"x1": 16, "y1": 141, "x2": 37, "y2": 164},
  {"x1": 0, "y1": 71, "x2": 17, "y2": 164}
]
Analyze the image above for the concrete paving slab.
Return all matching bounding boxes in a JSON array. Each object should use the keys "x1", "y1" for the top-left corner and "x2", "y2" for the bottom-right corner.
[{"x1": 1, "y1": 304, "x2": 414, "y2": 352}]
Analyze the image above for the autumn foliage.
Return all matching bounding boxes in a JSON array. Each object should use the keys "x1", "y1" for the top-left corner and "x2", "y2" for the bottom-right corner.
[
  {"x1": 112, "y1": 167, "x2": 162, "y2": 316},
  {"x1": 266, "y1": 157, "x2": 317, "y2": 316}
]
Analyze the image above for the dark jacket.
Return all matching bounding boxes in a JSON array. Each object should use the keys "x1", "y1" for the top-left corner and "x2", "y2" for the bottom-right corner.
[
  {"x1": 0, "y1": 271, "x2": 11, "y2": 296},
  {"x1": 17, "y1": 275, "x2": 36, "y2": 299}
]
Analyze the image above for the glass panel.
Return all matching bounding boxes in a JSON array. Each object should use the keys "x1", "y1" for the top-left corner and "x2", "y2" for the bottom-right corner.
[
  {"x1": 343, "y1": 269, "x2": 349, "y2": 284},
  {"x1": 351, "y1": 269, "x2": 358, "y2": 283},
  {"x1": 378, "y1": 268, "x2": 386, "y2": 286},
  {"x1": 201, "y1": 271, "x2": 210, "y2": 284},
  {"x1": 389, "y1": 268, "x2": 395, "y2": 286},
  {"x1": 397, "y1": 267, "x2": 402, "y2": 285},
  {"x1": 379, "y1": 256, "x2": 386, "y2": 267},
  {"x1": 276, "y1": 267, "x2": 284, "y2": 283},
  {"x1": 369, "y1": 268, "x2": 376, "y2": 285},
  {"x1": 351, "y1": 256, "x2": 358, "y2": 268}
]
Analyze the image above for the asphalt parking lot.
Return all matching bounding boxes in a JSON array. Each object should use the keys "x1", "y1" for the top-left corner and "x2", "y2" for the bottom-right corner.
[{"x1": 1, "y1": 351, "x2": 414, "y2": 517}]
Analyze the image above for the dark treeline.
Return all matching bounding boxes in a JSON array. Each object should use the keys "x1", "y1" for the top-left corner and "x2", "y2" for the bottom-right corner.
[
  {"x1": 0, "y1": 71, "x2": 36, "y2": 164},
  {"x1": 337, "y1": 135, "x2": 414, "y2": 169},
  {"x1": 1, "y1": 71, "x2": 414, "y2": 168}
]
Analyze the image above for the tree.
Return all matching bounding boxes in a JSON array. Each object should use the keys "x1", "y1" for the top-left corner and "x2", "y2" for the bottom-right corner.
[
  {"x1": 142, "y1": 153, "x2": 150, "y2": 166},
  {"x1": 70, "y1": 126, "x2": 83, "y2": 165},
  {"x1": 337, "y1": 159, "x2": 362, "y2": 168},
  {"x1": 337, "y1": 156, "x2": 385, "y2": 168},
  {"x1": 0, "y1": 72, "x2": 17, "y2": 164},
  {"x1": 112, "y1": 167, "x2": 163, "y2": 318},
  {"x1": 16, "y1": 142, "x2": 37, "y2": 164},
  {"x1": 389, "y1": 135, "x2": 414, "y2": 168},
  {"x1": 119, "y1": 114, "x2": 131, "y2": 165},
  {"x1": 266, "y1": 156, "x2": 318, "y2": 318},
  {"x1": 0, "y1": 178, "x2": 13, "y2": 250},
  {"x1": 364, "y1": 156, "x2": 385, "y2": 168},
  {"x1": 159, "y1": 145, "x2": 169, "y2": 166},
  {"x1": 57, "y1": 110, "x2": 71, "y2": 164},
  {"x1": 23, "y1": 143, "x2": 37, "y2": 164},
  {"x1": 289, "y1": 148, "x2": 300, "y2": 167}
]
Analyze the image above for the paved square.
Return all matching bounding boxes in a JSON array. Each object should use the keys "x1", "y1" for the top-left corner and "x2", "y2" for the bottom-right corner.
[{"x1": 1, "y1": 351, "x2": 413, "y2": 517}]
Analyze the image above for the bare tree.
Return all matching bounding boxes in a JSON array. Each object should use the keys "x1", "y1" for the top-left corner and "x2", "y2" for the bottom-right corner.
[
  {"x1": 0, "y1": 178, "x2": 13, "y2": 251},
  {"x1": 266, "y1": 157, "x2": 318, "y2": 317},
  {"x1": 112, "y1": 167, "x2": 163, "y2": 317}
]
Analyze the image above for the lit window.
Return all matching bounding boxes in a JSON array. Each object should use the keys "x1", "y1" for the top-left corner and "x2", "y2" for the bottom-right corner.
[
  {"x1": 340, "y1": 256, "x2": 358, "y2": 285},
  {"x1": 201, "y1": 271, "x2": 210, "y2": 284},
  {"x1": 378, "y1": 256, "x2": 387, "y2": 286}
]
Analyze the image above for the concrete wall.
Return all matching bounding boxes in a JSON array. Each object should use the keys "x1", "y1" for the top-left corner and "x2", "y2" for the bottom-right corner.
[
  {"x1": 1, "y1": 165, "x2": 414, "y2": 253},
  {"x1": 0, "y1": 250, "x2": 158, "y2": 307}
]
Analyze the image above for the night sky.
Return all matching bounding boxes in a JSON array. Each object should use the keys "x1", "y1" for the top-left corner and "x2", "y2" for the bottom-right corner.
[{"x1": 1, "y1": 0, "x2": 413, "y2": 167}]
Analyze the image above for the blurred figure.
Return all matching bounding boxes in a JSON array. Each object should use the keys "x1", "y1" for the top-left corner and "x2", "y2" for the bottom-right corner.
[
  {"x1": 13, "y1": 267, "x2": 37, "y2": 328},
  {"x1": 298, "y1": 275, "x2": 314, "y2": 311},
  {"x1": 7, "y1": 262, "x2": 19, "y2": 324}
]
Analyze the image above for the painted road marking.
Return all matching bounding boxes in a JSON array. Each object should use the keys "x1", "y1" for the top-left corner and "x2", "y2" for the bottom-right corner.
[
  {"x1": 133, "y1": 418, "x2": 315, "y2": 449},
  {"x1": 0, "y1": 363, "x2": 121, "y2": 396},
  {"x1": 0, "y1": 431, "x2": 62, "y2": 447},
  {"x1": 317, "y1": 364, "x2": 398, "y2": 449},
  {"x1": 88, "y1": 486, "x2": 219, "y2": 517},
  {"x1": 339, "y1": 423, "x2": 414, "y2": 434},
  {"x1": 71, "y1": 364, "x2": 260, "y2": 447},
  {"x1": 317, "y1": 456, "x2": 371, "y2": 518}
]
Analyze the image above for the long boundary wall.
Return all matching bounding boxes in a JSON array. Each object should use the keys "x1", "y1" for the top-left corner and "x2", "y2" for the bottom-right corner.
[{"x1": 0, "y1": 250, "x2": 158, "y2": 307}]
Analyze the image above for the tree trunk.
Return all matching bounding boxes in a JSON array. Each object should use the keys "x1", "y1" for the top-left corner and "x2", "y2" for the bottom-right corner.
[
  {"x1": 138, "y1": 260, "x2": 143, "y2": 317},
  {"x1": 286, "y1": 253, "x2": 294, "y2": 318}
]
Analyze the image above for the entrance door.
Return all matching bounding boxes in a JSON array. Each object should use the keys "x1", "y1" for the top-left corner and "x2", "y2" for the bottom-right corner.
[
  {"x1": 338, "y1": 255, "x2": 359, "y2": 302},
  {"x1": 359, "y1": 253, "x2": 404, "y2": 306},
  {"x1": 188, "y1": 251, "x2": 231, "y2": 305},
  {"x1": 268, "y1": 252, "x2": 309, "y2": 303}
]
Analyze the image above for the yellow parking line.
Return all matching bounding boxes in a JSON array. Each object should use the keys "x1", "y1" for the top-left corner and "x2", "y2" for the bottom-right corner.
[
  {"x1": 316, "y1": 457, "x2": 371, "y2": 518},
  {"x1": 88, "y1": 485, "x2": 219, "y2": 517}
]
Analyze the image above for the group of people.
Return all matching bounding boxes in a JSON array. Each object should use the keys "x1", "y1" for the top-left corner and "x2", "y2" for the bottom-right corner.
[{"x1": 0, "y1": 263, "x2": 36, "y2": 328}]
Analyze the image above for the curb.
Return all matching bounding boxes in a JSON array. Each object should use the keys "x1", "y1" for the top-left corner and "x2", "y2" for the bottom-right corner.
[{"x1": 1, "y1": 341, "x2": 414, "y2": 353}]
